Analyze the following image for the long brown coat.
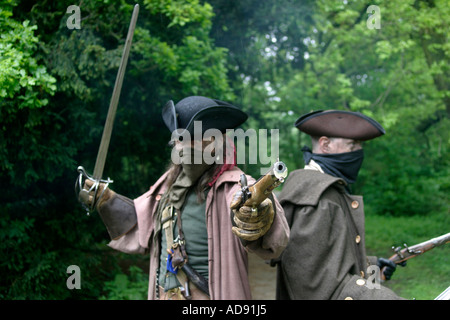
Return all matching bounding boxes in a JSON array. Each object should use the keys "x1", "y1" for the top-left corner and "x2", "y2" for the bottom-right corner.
[
  {"x1": 275, "y1": 169, "x2": 403, "y2": 300},
  {"x1": 106, "y1": 166, "x2": 289, "y2": 300}
]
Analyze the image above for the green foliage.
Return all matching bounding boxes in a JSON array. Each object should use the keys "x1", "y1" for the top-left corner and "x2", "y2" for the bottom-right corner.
[
  {"x1": 214, "y1": 0, "x2": 449, "y2": 215},
  {"x1": 0, "y1": 203, "x2": 118, "y2": 299},
  {"x1": 1, "y1": 0, "x2": 232, "y2": 300},
  {"x1": 144, "y1": 0, "x2": 214, "y2": 29},
  {"x1": 0, "y1": 3, "x2": 57, "y2": 184},
  {"x1": 100, "y1": 266, "x2": 148, "y2": 300},
  {"x1": 360, "y1": 126, "x2": 449, "y2": 216}
]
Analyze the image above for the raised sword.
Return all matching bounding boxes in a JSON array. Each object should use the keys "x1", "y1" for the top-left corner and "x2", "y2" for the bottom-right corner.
[{"x1": 75, "y1": 4, "x2": 139, "y2": 214}]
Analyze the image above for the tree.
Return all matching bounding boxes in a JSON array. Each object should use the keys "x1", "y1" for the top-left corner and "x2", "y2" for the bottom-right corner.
[
  {"x1": 208, "y1": 0, "x2": 449, "y2": 215},
  {"x1": 209, "y1": 0, "x2": 316, "y2": 174},
  {"x1": 0, "y1": 0, "x2": 233, "y2": 299},
  {"x1": 0, "y1": 1, "x2": 57, "y2": 186}
]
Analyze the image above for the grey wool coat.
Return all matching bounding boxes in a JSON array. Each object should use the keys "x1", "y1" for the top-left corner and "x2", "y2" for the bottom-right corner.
[{"x1": 275, "y1": 169, "x2": 404, "y2": 300}]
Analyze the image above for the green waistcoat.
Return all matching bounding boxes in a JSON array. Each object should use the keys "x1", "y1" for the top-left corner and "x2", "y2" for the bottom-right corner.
[{"x1": 158, "y1": 189, "x2": 209, "y2": 289}]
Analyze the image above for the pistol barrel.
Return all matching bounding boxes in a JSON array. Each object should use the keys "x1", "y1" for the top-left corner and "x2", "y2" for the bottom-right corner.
[{"x1": 243, "y1": 161, "x2": 288, "y2": 208}]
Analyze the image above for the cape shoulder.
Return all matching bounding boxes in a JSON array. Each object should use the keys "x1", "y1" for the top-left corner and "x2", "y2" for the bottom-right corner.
[{"x1": 279, "y1": 169, "x2": 346, "y2": 207}]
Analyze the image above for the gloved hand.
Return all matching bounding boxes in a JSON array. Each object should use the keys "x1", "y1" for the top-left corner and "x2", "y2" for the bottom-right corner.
[
  {"x1": 82, "y1": 179, "x2": 115, "y2": 210},
  {"x1": 230, "y1": 188, "x2": 274, "y2": 242},
  {"x1": 377, "y1": 257, "x2": 406, "y2": 280}
]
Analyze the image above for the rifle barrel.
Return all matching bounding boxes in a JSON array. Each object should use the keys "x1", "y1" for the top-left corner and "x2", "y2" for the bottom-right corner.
[{"x1": 390, "y1": 232, "x2": 450, "y2": 264}]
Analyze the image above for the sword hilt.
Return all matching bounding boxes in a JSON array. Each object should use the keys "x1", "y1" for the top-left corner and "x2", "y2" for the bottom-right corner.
[{"x1": 75, "y1": 166, "x2": 113, "y2": 215}]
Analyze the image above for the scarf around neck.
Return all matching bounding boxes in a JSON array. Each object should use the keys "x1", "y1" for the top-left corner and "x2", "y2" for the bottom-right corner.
[
  {"x1": 168, "y1": 162, "x2": 211, "y2": 210},
  {"x1": 302, "y1": 146, "x2": 364, "y2": 186}
]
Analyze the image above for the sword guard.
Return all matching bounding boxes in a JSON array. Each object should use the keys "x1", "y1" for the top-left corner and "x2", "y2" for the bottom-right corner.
[{"x1": 75, "y1": 166, "x2": 113, "y2": 215}]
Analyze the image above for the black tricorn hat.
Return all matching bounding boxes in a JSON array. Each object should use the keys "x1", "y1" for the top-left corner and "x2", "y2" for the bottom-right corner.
[
  {"x1": 294, "y1": 110, "x2": 385, "y2": 141},
  {"x1": 162, "y1": 96, "x2": 248, "y2": 135}
]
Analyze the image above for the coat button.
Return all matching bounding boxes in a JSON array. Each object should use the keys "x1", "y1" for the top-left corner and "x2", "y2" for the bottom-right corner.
[
  {"x1": 155, "y1": 194, "x2": 162, "y2": 201},
  {"x1": 351, "y1": 200, "x2": 359, "y2": 209},
  {"x1": 355, "y1": 235, "x2": 361, "y2": 244},
  {"x1": 356, "y1": 278, "x2": 366, "y2": 286}
]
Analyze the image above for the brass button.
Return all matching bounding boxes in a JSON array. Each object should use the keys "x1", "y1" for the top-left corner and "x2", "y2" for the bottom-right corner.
[
  {"x1": 155, "y1": 194, "x2": 162, "y2": 201},
  {"x1": 355, "y1": 235, "x2": 361, "y2": 244},
  {"x1": 351, "y1": 200, "x2": 359, "y2": 209},
  {"x1": 356, "y1": 279, "x2": 366, "y2": 286},
  {"x1": 344, "y1": 297, "x2": 353, "y2": 300}
]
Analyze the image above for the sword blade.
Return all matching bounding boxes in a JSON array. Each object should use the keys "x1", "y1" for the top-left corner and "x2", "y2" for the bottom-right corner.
[{"x1": 93, "y1": 4, "x2": 140, "y2": 180}]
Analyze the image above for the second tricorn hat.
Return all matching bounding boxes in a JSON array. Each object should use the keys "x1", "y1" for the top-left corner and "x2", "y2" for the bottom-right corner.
[{"x1": 294, "y1": 110, "x2": 385, "y2": 141}]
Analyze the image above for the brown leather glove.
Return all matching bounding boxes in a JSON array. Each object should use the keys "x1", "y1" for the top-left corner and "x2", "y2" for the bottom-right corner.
[
  {"x1": 230, "y1": 188, "x2": 274, "y2": 241},
  {"x1": 82, "y1": 179, "x2": 115, "y2": 210},
  {"x1": 81, "y1": 180, "x2": 137, "y2": 240}
]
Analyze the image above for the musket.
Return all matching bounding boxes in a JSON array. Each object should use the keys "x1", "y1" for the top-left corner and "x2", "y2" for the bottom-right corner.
[
  {"x1": 381, "y1": 232, "x2": 450, "y2": 280},
  {"x1": 75, "y1": 4, "x2": 140, "y2": 214}
]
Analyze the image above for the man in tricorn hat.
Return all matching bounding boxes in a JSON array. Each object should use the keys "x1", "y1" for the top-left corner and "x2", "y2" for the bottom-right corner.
[
  {"x1": 274, "y1": 110, "x2": 405, "y2": 300},
  {"x1": 82, "y1": 96, "x2": 289, "y2": 300}
]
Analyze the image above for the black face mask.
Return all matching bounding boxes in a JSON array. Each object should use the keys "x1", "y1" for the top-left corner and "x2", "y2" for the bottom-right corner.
[{"x1": 302, "y1": 146, "x2": 364, "y2": 186}]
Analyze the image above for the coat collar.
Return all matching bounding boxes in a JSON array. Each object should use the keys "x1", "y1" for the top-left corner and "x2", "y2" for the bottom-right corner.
[
  {"x1": 147, "y1": 166, "x2": 245, "y2": 197},
  {"x1": 279, "y1": 169, "x2": 346, "y2": 206}
]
